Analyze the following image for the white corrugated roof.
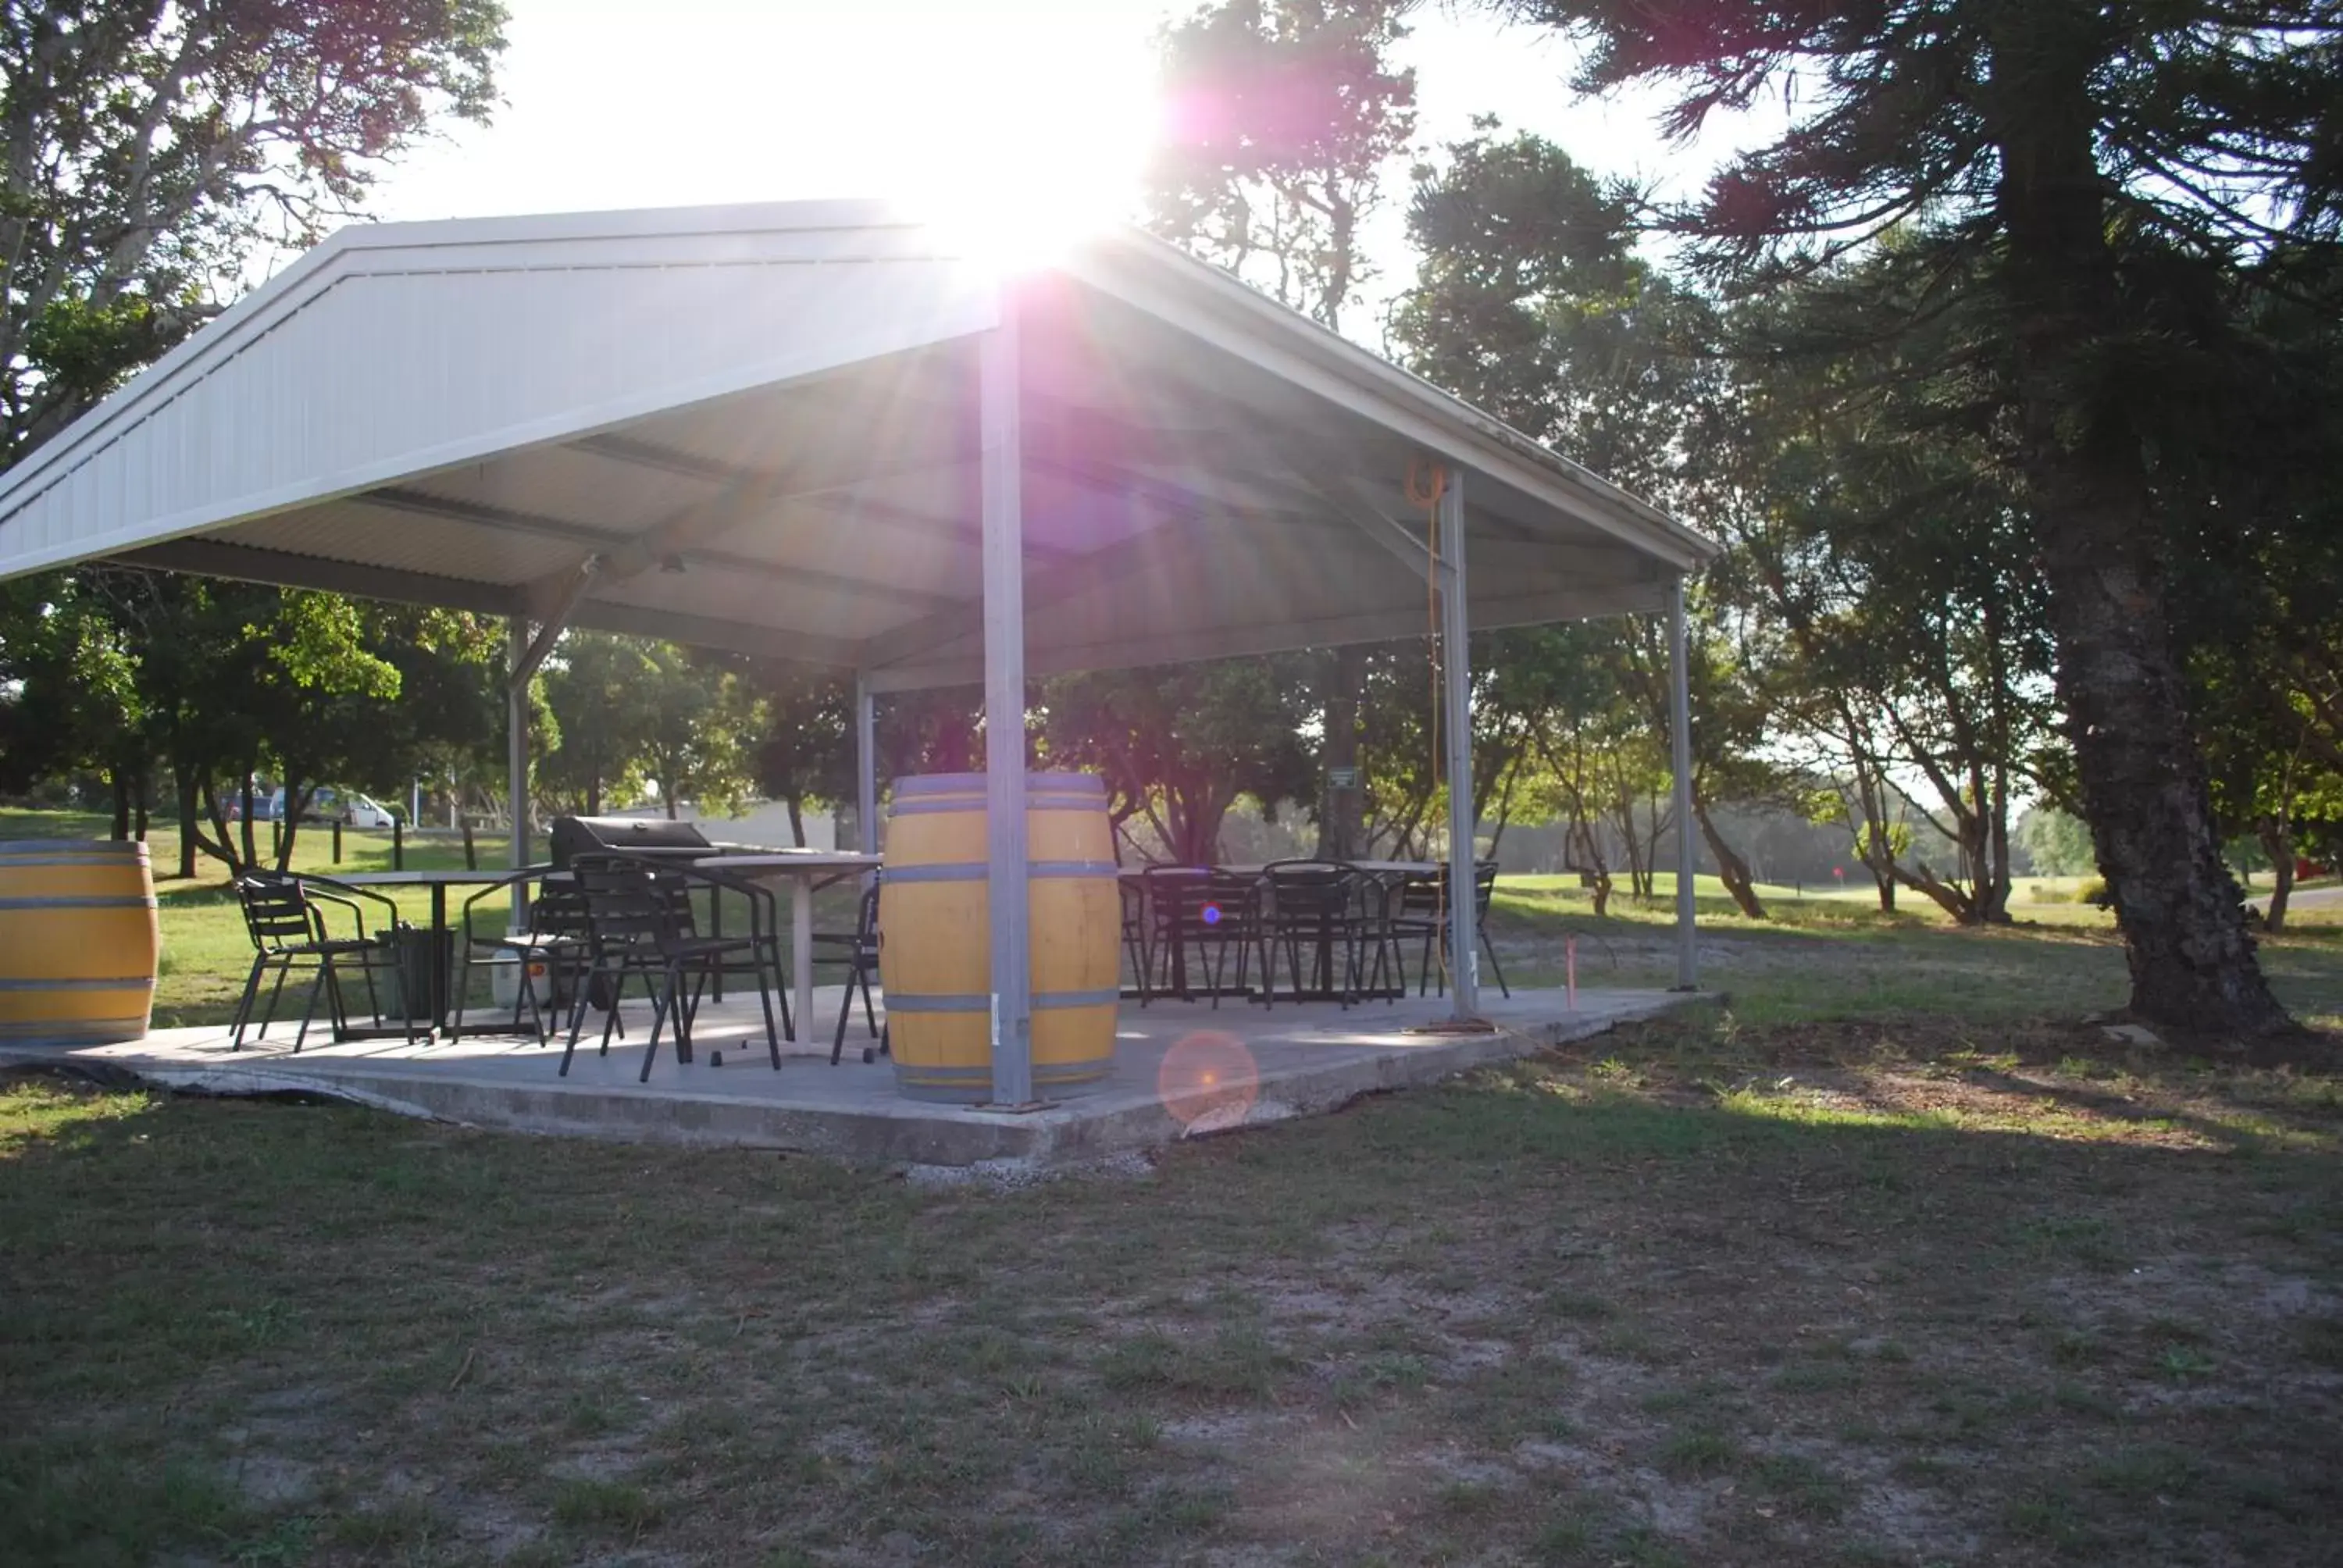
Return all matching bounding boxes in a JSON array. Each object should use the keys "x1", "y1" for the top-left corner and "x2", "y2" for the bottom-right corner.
[{"x1": 0, "y1": 199, "x2": 1716, "y2": 685}]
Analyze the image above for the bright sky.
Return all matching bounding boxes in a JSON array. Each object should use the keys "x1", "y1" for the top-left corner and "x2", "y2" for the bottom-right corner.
[{"x1": 365, "y1": 0, "x2": 1774, "y2": 334}]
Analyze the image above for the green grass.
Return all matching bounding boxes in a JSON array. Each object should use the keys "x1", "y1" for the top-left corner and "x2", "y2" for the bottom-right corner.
[
  {"x1": 5, "y1": 807, "x2": 2343, "y2": 1563},
  {"x1": 5, "y1": 989, "x2": 2341, "y2": 1564}
]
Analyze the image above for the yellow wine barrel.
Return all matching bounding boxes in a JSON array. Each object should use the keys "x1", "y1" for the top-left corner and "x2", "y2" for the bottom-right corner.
[
  {"x1": 0, "y1": 840, "x2": 159, "y2": 1046},
  {"x1": 880, "y1": 772, "x2": 1119, "y2": 1102}
]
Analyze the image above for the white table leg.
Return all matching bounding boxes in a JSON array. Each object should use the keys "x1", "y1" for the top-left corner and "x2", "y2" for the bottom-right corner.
[{"x1": 791, "y1": 877, "x2": 814, "y2": 1049}]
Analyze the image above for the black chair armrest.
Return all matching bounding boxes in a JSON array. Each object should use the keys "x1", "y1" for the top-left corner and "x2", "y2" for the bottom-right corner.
[
  {"x1": 459, "y1": 868, "x2": 545, "y2": 945},
  {"x1": 297, "y1": 874, "x2": 402, "y2": 941}
]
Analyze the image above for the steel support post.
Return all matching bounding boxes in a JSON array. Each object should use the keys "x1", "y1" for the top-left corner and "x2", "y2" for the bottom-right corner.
[
  {"x1": 1669, "y1": 576, "x2": 1698, "y2": 989},
  {"x1": 979, "y1": 308, "x2": 1034, "y2": 1104},
  {"x1": 1438, "y1": 469, "x2": 1479, "y2": 1021},
  {"x1": 854, "y1": 676, "x2": 879, "y2": 857},
  {"x1": 507, "y1": 616, "x2": 531, "y2": 929}
]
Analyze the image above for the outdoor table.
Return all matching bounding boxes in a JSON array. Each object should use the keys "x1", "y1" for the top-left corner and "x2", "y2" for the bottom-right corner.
[
  {"x1": 333, "y1": 867, "x2": 545, "y2": 1033},
  {"x1": 691, "y1": 851, "x2": 881, "y2": 1049}
]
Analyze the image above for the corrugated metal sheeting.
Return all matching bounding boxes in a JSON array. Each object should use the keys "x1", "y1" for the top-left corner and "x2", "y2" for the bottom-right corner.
[{"x1": 0, "y1": 201, "x2": 1716, "y2": 684}]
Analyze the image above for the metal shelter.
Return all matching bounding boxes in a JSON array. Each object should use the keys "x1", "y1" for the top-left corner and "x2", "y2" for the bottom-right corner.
[{"x1": 0, "y1": 201, "x2": 1719, "y2": 1103}]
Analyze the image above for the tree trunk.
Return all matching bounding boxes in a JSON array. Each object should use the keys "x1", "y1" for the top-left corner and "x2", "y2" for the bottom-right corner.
[
  {"x1": 109, "y1": 768, "x2": 130, "y2": 839},
  {"x1": 1988, "y1": 34, "x2": 2290, "y2": 1036},
  {"x1": 2259, "y1": 821, "x2": 2294, "y2": 933},
  {"x1": 238, "y1": 774, "x2": 258, "y2": 868},
  {"x1": 586, "y1": 776, "x2": 601, "y2": 816},
  {"x1": 786, "y1": 796, "x2": 806, "y2": 848},
  {"x1": 133, "y1": 767, "x2": 149, "y2": 841},
  {"x1": 173, "y1": 763, "x2": 200, "y2": 879},
  {"x1": 1695, "y1": 796, "x2": 1765, "y2": 920},
  {"x1": 276, "y1": 779, "x2": 309, "y2": 871},
  {"x1": 1314, "y1": 646, "x2": 1364, "y2": 860}
]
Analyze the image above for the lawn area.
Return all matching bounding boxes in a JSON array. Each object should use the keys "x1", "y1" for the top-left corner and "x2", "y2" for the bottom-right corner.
[{"x1": 5, "y1": 831, "x2": 2343, "y2": 1564}]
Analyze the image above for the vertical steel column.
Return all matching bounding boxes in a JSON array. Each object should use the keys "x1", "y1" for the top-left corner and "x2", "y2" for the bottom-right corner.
[
  {"x1": 1669, "y1": 576, "x2": 1698, "y2": 989},
  {"x1": 854, "y1": 676, "x2": 878, "y2": 857},
  {"x1": 979, "y1": 308, "x2": 1034, "y2": 1105},
  {"x1": 1438, "y1": 469, "x2": 1479, "y2": 1021},
  {"x1": 507, "y1": 616, "x2": 531, "y2": 929}
]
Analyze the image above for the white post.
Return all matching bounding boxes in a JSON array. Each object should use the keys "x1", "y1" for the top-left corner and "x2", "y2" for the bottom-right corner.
[
  {"x1": 854, "y1": 675, "x2": 878, "y2": 857},
  {"x1": 507, "y1": 616, "x2": 531, "y2": 928},
  {"x1": 980, "y1": 305, "x2": 1034, "y2": 1105},
  {"x1": 1438, "y1": 469, "x2": 1479, "y2": 1021},
  {"x1": 1669, "y1": 576, "x2": 1698, "y2": 989}
]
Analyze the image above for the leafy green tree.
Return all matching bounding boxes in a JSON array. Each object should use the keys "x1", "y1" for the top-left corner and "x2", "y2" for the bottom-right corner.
[
  {"x1": 2019, "y1": 807, "x2": 2097, "y2": 879},
  {"x1": 1492, "y1": 0, "x2": 2338, "y2": 1029},
  {"x1": 537, "y1": 633, "x2": 658, "y2": 818},
  {"x1": 1398, "y1": 127, "x2": 1783, "y2": 914},
  {"x1": 1149, "y1": 0, "x2": 1418, "y2": 859},
  {"x1": 2, "y1": 0, "x2": 506, "y2": 459},
  {"x1": 747, "y1": 667, "x2": 852, "y2": 847},
  {"x1": 1041, "y1": 658, "x2": 1314, "y2": 864}
]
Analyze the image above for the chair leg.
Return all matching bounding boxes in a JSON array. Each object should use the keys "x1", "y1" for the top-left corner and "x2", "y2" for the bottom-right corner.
[
  {"x1": 751, "y1": 950, "x2": 783, "y2": 1071},
  {"x1": 230, "y1": 954, "x2": 269, "y2": 1049},
  {"x1": 831, "y1": 969, "x2": 857, "y2": 1064},
  {"x1": 637, "y1": 964, "x2": 679, "y2": 1084},
  {"x1": 1480, "y1": 922, "x2": 1510, "y2": 999},
  {"x1": 255, "y1": 955, "x2": 296, "y2": 1041},
  {"x1": 449, "y1": 947, "x2": 476, "y2": 1045},
  {"x1": 293, "y1": 958, "x2": 330, "y2": 1053}
]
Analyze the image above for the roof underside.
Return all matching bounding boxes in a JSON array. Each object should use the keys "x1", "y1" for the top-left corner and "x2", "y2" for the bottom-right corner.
[{"x1": 0, "y1": 202, "x2": 1715, "y2": 690}]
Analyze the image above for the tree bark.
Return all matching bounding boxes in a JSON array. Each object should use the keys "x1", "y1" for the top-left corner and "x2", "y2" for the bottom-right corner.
[
  {"x1": 173, "y1": 763, "x2": 199, "y2": 879},
  {"x1": 1695, "y1": 796, "x2": 1766, "y2": 920},
  {"x1": 1987, "y1": 24, "x2": 2289, "y2": 1035},
  {"x1": 1314, "y1": 646, "x2": 1364, "y2": 860},
  {"x1": 786, "y1": 796, "x2": 806, "y2": 848},
  {"x1": 109, "y1": 768, "x2": 130, "y2": 839},
  {"x1": 2259, "y1": 821, "x2": 2294, "y2": 933}
]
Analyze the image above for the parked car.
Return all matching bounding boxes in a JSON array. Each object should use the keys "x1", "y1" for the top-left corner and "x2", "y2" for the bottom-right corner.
[{"x1": 261, "y1": 787, "x2": 398, "y2": 828}]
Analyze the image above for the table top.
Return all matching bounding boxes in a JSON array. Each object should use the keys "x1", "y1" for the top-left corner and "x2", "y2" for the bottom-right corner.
[
  {"x1": 1154, "y1": 861, "x2": 1445, "y2": 878},
  {"x1": 333, "y1": 868, "x2": 536, "y2": 886},
  {"x1": 696, "y1": 852, "x2": 881, "y2": 874}
]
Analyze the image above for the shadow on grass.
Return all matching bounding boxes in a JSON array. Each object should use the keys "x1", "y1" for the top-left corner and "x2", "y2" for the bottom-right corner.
[{"x1": 8, "y1": 987, "x2": 2343, "y2": 1568}]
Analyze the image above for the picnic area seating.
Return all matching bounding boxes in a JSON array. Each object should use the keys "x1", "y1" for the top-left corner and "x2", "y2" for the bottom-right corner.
[{"x1": 230, "y1": 871, "x2": 413, "y2": 1052}]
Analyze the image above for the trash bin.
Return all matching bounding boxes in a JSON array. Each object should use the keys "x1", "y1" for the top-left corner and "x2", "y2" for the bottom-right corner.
[{"x1": 385, "y1": 926, "x2": 455, "y2": 1025}]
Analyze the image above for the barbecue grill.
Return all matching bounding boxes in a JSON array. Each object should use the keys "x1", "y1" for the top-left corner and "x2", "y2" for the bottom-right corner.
[{"x1": 549, "y1": 816, "x2": 717, "y2": 870}]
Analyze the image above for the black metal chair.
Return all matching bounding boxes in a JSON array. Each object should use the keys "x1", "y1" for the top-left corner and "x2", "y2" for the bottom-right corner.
[
  {"x1": 1345, "y1": 868, "x2": 1410, "y2": 1003},
  {"x1": 1396, "y1": 861, "x2": 1511, "y2": 1000},
  {"x1": 1118, "y1": 872, "x2": 1151, "y2": 1002},
  {"x1": 1157, "y1": 869, "x2": 1269, "y2": 1008},
  {"x1": 690, "y1": 861, "x2": 796, "y2": 1042},
  {"x1": 230, "y1": 872, "x2": 411, "y2": 1051},
  {"x1": 1261, "y1": 861, "x2": 1364, "y2": 1007},
  {"x1": 561, "y1": 859, "x2": 783, "y2": 1082},
  {"x1": 811, "y1": 875, "x2": 886, "y2": 1064},
  {"x1": 1139, "y1": 864, "x2": 1211, "y2": 1002},
  {"x1": 448, "y1": 868, "x2": 589, "y2": 1046}
]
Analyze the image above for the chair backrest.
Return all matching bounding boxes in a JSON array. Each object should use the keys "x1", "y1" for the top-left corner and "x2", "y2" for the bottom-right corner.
[
  {"x1": 236, "y1": 875, "x2": 317, "y2": 950},
  {"x1": 1141, "y1": 864, "x2": 1210, "y2": 928},
  {"x1": 531, "y1": 881, "x2": 592, "y2": 939},
  {"x1": 1161, "y1": 871, "x2": 1260, "y2": 936},
  {"x1": 572, "y1": 862, "x2": 679, "y2": 950},
  {"x1": 1474, "y1": 860, "x2": 1500, "y2": 918},
  {"x1": 1264, "y1": 861, "x2": 1353, "y2": 923}
]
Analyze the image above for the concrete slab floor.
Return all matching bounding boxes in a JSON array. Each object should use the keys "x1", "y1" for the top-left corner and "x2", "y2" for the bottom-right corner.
[{"x1": 0, "y1": 986, "x2": 1706, "y2": 1167}]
